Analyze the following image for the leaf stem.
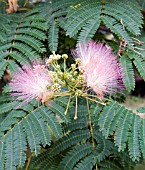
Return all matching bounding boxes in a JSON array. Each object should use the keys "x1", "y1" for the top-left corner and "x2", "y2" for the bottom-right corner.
[
  {"x1": 74, "y1": 95, "x2": 78, "y2": 119},
  {"x1": 26, "y1": 154, "x2": 32, "y2": 170},
  {"x1": 86, "y1": 98, "x2": 95, "y2": 149}
]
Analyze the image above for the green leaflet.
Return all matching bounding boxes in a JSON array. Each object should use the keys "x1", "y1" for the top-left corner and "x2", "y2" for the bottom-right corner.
[
  {"x1": 5, "y1": 130, "x2": 16, "y2": 170},
  {"x1": 133, "y1": 57, "x2": 145, "y2": 81},
  {"x1": 38, "y1": 106, "x2": 63, "y2": 138},
  {"x1": 49, "y1": 102, "x2": 70, "y2": 123},
  {"x1": 65, "y1": 0, "x2": 142, "y2": 44},
  {"x1": 59, "y1": 143, "x2": 93, "y2": 170},
  {"x1": 0, "y1": 11, "x2": 47, "y2": 71},
  {"x1": 139, "y1": 119, "x2": 145, "y2": 158},
  {"x1": 98, "y1": 101, "x2": 144, "y2": 161},
  {"x1": 48, "y1": 129, "x2": 91, "y2": 156},
  {"x1": 120, "y1": 56, "x2": 135, "y2": 91},
  {"x1": 129, "y1": 114, "x2": 141, "y2": 161},
  {"x1": 0, "y1": 102, "x2": 17, "y2": 115},
  {"x1": 0, "y1": 102, "x2": 65, "y2": 169},
  {"x1": 48, "y1": 21, "x2": 59, "y2": 52},
  {"x1": 13, "y1": 124, "x2": 27, "y2": 168},
  {"x1": 0, "y1": 137, "x2": 5, "y2": 170},
  {"x1": 0, "y1": 60, "x2": 7, "y2": 79}
]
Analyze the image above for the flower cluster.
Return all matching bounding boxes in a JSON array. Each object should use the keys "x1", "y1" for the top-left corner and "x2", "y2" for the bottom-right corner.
[
  {"x1": 9, "y1": 40, "x2": 123, "y2": 110},
  {"x1": 72, "y1": 41, "x2": 123, "y2": 99},
  {"x1": 9, "y1": 61, "x2": 53, "y2": 105}
]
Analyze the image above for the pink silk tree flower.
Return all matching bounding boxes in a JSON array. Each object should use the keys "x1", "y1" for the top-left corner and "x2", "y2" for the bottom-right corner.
[
  {"x1": 72, "y1": 41, "x2": 123, "y2": 99},
  {"x1": 9, "y1": 61, "x2": 53, "y2": 105}
]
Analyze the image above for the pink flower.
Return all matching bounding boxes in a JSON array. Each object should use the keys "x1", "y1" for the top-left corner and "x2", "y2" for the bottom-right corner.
[
  {"x1": 72, "y1": 41, "x2": 123, "y2": 99},
  {"x1": 9, "y1": 61, "x2": 53, "y2": 105}
]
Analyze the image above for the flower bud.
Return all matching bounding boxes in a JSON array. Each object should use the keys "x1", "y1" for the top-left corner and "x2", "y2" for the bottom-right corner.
[
  {"x1": 71, "y1": 64, "x2": 76, "y2": 70},
  {"x1": 75, "y1": 90, "x2": 82, "y2": 96},
  {"x1": 73, "y1": 71, "x2": 78, "y2": 76},
  {"x1": 62, "y1": 54, "x2": 68, "y2": 59},
  {"x1": 51, "y1": 83, "x2": 61, "y2": 92},
  {"x1": 76, "y1": 58, "x2": 81, "y2": 64}
]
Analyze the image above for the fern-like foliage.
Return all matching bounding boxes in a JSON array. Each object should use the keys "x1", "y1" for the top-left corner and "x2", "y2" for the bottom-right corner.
[
  {"x1": 0, "y1": 11, "x2": 47, "y2": 79},
  {"x1": 119, "y1": 42, "x2": 145, "y2": 92},
  {"x1": 0, "y1": 95, "x2": 143, "y2": 169},
  {"x1": 0, "y1": 96, "x2": 70, "y2": 169},
  {"x1": 0, "y1": 0, "x2": 143, "y2": 81},
  {"x1": 0, "y1": 0, "x2": 145, "y2": 169},
  {"x1": 120, "y1": 56, "x2": 135, "y2": 91},
  {"x1": 64, "y1": 0, "x2": 142, "y2": 43},
  {"x1": 98, "y1": 101, "x2": 145, "y2": 161},
  {"x1": 29, "y1": 101, "x2": 136, "y2": 170}
]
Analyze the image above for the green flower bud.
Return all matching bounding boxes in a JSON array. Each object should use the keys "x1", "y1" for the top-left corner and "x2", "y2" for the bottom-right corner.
[
  {"x1": 75, "y1": 90, "x2": 82, "y2": 96},
  {"x1": 51, "y1": 83, "x2": 61, "y2": 92},
  {"x1": 56, "y1": 54, "x2": 61, "y2": 60},
  {"x1": 46, "y1": 58, "x2": 53, "y2": 64},
  {"x1": 71, "y1": 78, "x2": 75, "y2": 82},
  {"x1": 73, "y1": 71, "x2": 78, "y2": 76},
  {"x1": 71, "y1": 64, "x2": 76, "y2": 70},
  {"x1": 76, "y1": 58, "x2": 81, "y2": 64},
  {"x1": 62, "y1": 54, "x2": 68, "y2": 59}
]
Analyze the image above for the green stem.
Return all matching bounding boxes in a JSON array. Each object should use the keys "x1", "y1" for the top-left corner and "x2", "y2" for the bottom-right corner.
[
  {"x1": 26, "y1": 154, "x2": 32, "y2": 170},
  {"x1": 23, "y1": 0, "x2": 28, "y2": 7},
  {"x1": 74, "y1": 95, "x2": 78, "y2": 119},
  {"x1": 85, "y1": 96, "x2": 106, "y2": 106},
  {"x1": 64, "y1": 94, "x2": 72, "y2": 115},
  {"x1": 86, "y1": 94, "x2": 111, "y2": 102},
  {"x1": 64, "y1": 58, "x2": 66, "y2": 72},
  {"x1": 86, "y1": 98, "x2": 95, "y2": 149}
]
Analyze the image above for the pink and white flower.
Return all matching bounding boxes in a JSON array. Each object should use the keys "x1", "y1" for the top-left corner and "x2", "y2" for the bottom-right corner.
[
  {"x1": 72, "y1": 40, "x2": 123, "y2": 99},
  {"x1": 9, "y1": 61, "x2": 53, "y2": 105}
]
